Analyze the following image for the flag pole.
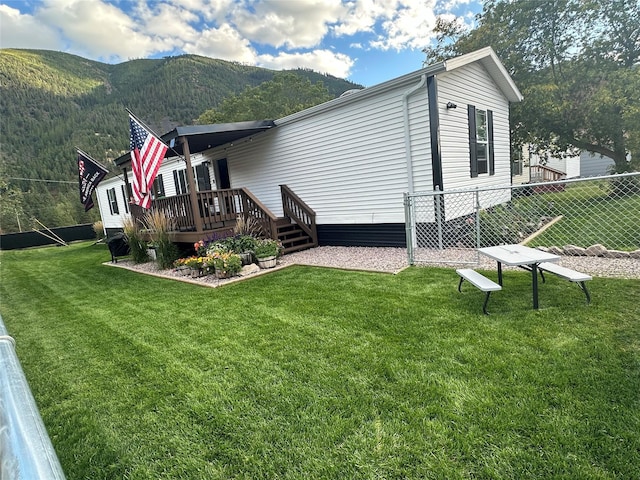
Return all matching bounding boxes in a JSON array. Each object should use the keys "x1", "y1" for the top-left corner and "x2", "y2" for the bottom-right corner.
[
  {"x1": 75, "y1": 147, "x2": 109, "y2": 171},
  {"x1": 75, "y1": 146, "x2": 127, "y2": 183},
  {"x1": 126, "y1": 108, "x2": 188, "y2": 162}
]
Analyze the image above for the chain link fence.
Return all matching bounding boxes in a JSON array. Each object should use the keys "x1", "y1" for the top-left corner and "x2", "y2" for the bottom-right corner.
[{"x1": 405, "y1": 172, "x2": 640, "y2": 265}]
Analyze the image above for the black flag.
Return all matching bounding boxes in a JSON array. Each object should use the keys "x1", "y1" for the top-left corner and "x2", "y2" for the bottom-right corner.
[{"x1": 77, "y1": 150, "x2": 109, "y2": 211}]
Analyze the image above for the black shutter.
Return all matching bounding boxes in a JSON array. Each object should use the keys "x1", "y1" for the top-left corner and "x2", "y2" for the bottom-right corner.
[
  {"x1": 173, "y1": 170, "x2": 179, "y2": 194},
  {"x1": 468, "y1": 105, "x2": 478, "y2": 178},
  {"x1": 488, "y1": 110, "x2": 495, "y2": 176},
  {"x1": 121, "y1": 185, "x2": 129, "y2": 213}
]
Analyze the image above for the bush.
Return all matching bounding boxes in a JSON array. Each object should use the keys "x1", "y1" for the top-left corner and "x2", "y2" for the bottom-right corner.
[
  {"x1": 122, "y1": 217, "x2": 148, "y2": 263},
  {"x1": 144, "y1": 210, "x2": 178, "y2": 269},
  {"x1": 253, "y1": 238, "x2": 282, "y2": 259},
  {"x1": 204, "y1": 251, "x2": 242, "y2": 277},
  {"x1": 92, "y1": 221, "x2": 105, "y2": 240}
]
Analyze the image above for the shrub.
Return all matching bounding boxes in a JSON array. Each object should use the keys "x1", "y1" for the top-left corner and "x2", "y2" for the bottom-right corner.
[
  {"x1": 253, "y1": 238, "x2": 282, "y2": 259},
  {"x1": 144, "y1": 210, "x2": 178, "y2": 269},
  {"x1": 234, "y1": 215, "x2": 263, "y2": 237},
  {"x1": 92, "y1": 221, "x2": 105, "y2": 240},
  {"x1": 122, "y1": 217, "x2": 148, "y2": 263},
  {"x1": 205, "y1": 251, "x2": 242, "y2": 277}
]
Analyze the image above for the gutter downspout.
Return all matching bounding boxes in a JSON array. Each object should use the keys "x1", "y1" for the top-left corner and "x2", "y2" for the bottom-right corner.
[
  {"x1": 402, "y1": 74, "x2": 427, "y2": 255},
  {"x1": 402, "y1": 74, "x2": 427, "y2": 194}
]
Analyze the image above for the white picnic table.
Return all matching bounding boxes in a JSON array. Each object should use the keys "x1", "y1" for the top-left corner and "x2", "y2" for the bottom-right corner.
[{"x1": 478, "y1": 244, "x2": 560, "y2": 309}]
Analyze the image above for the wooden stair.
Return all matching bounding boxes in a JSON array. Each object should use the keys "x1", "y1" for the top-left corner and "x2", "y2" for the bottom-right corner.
[{"x1": 277, "y1": 218, "x2": 316, "y2": 254}]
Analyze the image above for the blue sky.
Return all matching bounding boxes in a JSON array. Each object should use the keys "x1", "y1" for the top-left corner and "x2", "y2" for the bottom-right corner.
[{"x1": 0, "y1": 0, "x2": 482, "y2": 87}]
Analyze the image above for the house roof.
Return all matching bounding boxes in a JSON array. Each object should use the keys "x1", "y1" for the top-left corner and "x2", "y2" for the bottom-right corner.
[
  {"x1": 443, "y1": 47, "x2": 523, "y2": 103},
  {"x1": 114, "y1": 119, "x2": 275, "y2": 166},
  {"x1": 276, "y1": 46, "x2": 522, "y2": 126}
]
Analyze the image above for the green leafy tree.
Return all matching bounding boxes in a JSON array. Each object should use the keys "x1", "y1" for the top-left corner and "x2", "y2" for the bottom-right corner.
[
  {"x1": 425, "y1": 0, "x2": 640, "y2": 173},
  {"x1": 197, "y1": 72, "x2": 333, "y2": 123}
]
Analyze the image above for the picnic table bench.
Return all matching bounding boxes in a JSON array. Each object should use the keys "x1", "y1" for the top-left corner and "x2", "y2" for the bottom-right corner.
[
  {"x1": 456, "y1": 268, "x2": 502, "y2": 315},
  {"x1": 537, "y1": 262, "x2": 592, "y2": 304}
]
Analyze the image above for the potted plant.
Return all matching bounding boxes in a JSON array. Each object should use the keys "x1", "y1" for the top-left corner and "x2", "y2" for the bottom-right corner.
[
  {"x1": 183, "y1": 256, "x2": 205, "y2": 277},
  {"x1": 207, "y1": 251, "x2": 242, "y2": 278},
  {"x1": 235, "y1": 235, "x2": 258, "y2": 265},
  {"x1": 253, "y1": 238, "x2": 281, "y2": 269}
]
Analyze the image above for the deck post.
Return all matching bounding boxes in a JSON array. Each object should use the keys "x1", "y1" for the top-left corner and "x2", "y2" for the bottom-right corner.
[{"x1": 180, "y1": 136, "x2": 204, "y2": 235}]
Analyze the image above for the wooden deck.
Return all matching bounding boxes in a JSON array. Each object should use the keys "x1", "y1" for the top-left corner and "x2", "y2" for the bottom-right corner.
[{"x1": 132, "y1": 185, "x2": 318, "y2": 253}]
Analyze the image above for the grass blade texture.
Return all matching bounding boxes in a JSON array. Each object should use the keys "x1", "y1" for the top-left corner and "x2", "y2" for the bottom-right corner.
[{"x1": 1, "y1": 242, "x2": 639, "y2": 479}]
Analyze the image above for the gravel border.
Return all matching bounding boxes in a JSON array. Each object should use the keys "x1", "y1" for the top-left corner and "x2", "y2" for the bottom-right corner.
[{"x1": 108, "y1": 246, "x2": 640, "y2": 286}]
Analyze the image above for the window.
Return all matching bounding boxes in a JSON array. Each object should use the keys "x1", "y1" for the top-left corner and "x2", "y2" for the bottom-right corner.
[
  {"x1": 512, "y1": 149, "x2": 523, "y2": 176},
  {"x1": 468, "y1": 105, "x2": 495, "y2": 177},
  {"x1": 195, "y1": 163, "x2": 212, "y2": 191},
  {"x1": 173, "y1": 169, "x2": 188, "y2": 195},
  {"x1": 153, "y1": 174, "x2": 165, "y2": 199},
  {"x1": 120, "y1": 185, "x2": 129, "y2": 214},
  {"x1": 107, "y1": 188, "x2": 119, "y2": 215}
]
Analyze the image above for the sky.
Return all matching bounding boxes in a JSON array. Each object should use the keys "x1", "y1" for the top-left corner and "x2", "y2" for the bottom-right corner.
[{"x1": 0, "y1": 0, "x2": 482, "y2": 87}]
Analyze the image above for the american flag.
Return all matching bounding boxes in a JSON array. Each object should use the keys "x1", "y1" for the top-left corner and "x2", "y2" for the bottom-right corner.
[{"x1": 129, "y1": 114, "x2": 168, "y2": 209}]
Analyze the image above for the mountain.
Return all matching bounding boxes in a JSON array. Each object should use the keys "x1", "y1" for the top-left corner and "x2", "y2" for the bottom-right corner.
[{"x1": 0, "y1": 49, "x2": 362, "y2": 233}]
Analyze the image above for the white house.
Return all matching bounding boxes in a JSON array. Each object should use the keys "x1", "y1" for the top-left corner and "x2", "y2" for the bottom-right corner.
[
  {"x1": 512, "y1": 146, "x2": 617, "y2": 185},
  {"x1": 97, "y1": 47, "x2": 522, "y2": 248}
]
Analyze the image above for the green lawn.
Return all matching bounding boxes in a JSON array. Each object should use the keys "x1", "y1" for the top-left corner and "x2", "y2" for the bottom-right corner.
[
  {"x1": 1, "y1": 242, "x2": 639, "y2": 479},
  {"x1": 523, "y1": 182, "x2": 640, "y2": 250}
]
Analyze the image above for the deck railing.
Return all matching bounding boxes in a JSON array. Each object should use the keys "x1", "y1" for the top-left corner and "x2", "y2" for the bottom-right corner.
[
  {"x1": 530, "y1": 165, "x2": 566, "y2": 182},
  {"x1": 280, "y1": 185, "x2": 318, "y2": 246},
  {"x1": 132, "y1": 188, "x2": 278, "y2": 238}
]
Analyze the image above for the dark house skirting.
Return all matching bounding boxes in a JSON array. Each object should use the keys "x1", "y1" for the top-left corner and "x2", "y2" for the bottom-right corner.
[{"x1": 317, "y1": 224, "x2": 406, "y2": 247}]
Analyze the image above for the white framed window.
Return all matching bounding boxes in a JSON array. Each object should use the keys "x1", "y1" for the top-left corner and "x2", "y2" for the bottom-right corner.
[
  {"x1": 468, "y1": 105, "x2": 495, "y2": 177},
  {"x1": 173, "y1": 169, "x2": 188, "y2": 195}
]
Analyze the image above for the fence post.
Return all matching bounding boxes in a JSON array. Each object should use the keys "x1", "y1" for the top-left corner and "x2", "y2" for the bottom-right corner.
[
  {"x1": 435, "y1": 192, "x2": 443, "y2": 250},
  {"x1": 404, "y1": 193, "x2": 414, "y2": 265},
  {"x1": 474, "y1": 188, "x2": 481, "y2": 247}
]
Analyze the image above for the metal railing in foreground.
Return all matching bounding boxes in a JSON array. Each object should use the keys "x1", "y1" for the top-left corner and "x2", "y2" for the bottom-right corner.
[{"x1": 0, "y1": 314, "x2": 66, "y2": 480}]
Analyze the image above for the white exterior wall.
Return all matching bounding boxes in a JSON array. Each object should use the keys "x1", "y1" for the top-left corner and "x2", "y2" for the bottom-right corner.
[
  {"x1": 96, "y1": 153, "x2": 211, "y2": 230},
  {"x1": 436, "y1": 63, "x2": 513, "y2": 219},
  {"x1": 580, "y1": 151, "x2": 615, "y2": 177},
  {"x1": 217, "y1": 78, "x2": 432, "y2": 225}
]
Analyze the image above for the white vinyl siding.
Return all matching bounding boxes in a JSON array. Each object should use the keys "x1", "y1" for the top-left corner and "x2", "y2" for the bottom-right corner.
[
  {"x1": 222, "y1": 80, "x2": 432, "y2": 225},
  {"x1": 437, "y1": 62, "x2": 512, "y2": 191}
]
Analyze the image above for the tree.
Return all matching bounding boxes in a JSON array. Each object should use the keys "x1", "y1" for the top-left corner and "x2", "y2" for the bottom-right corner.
[
  {"x1": 197, "y1": 72, "x2": 333, "y2": 124},
  {"x1": 425, "y1": 0, "x2": 640, "y2": 173}
]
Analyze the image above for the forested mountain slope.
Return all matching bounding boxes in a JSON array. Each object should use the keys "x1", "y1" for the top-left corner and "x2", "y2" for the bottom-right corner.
[{"x1": 0, "y1": 49, "x2": 361, "y2": 233}]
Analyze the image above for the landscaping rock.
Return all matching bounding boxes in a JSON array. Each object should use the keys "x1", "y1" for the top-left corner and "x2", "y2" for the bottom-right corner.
[
  {"x1": 547, "y1": 246, "x2": 564, "y2": 255},
  {"x1": 585, "y1": 244, "x2": 608, "y2": 256},
  {"x1": 563, "y1": 244, "x2": 587, "y2": 256},
  {"x1": 603, "y1": 249, "x2": 631, "y2": 258},
  {"x1": 239, "y1": 264, "x2": 261, "y2": 276},
  {"x1": 631, "y1": 249, "x2": 640, "y2": 259}
]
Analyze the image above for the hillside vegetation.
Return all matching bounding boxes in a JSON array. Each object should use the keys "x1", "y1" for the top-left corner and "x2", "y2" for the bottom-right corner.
[{"x1": 0, "y1": 49, "x2": 361, "y2": 233}]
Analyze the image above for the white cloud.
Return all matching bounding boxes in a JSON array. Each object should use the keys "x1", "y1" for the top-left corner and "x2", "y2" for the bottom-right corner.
[
  {"x1": 258, "y1": 49, "x2": 354, "y2": 78},
  {"x1": 332, "y1": 0, "x2": 393, "y2": 36},
  {"x1": 186, "y1": 23, "x2": 257, "y2": 63},
  {"x1": 0, "y1": 4, "x2": 63, "y2": 50},
  {"x1": 369, "y1": 0, "x2": 439, "y2": 51},
  {"x1": 232, "y1": 0, "x2": 344, "y2": 49},
  {"x1": 35, "y1": 0, "x2": 161, "y2": 61}
]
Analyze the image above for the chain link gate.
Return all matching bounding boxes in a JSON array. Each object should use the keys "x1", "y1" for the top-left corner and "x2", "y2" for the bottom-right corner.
[{"x1": 405, "y1": 172, "x2": 640, "y2": 265}]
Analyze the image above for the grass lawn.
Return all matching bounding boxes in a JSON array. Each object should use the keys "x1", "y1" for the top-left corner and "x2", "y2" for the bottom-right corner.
[
  {"x1": 1, "y1": 242, "x2": 639, "y2": 479},
  {"x1": 523, "y1": 182, "x2": 640, "y2": 250}
]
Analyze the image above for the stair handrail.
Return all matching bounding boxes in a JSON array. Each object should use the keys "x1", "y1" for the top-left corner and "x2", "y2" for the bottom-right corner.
[
  {"x1": 240, "y1": 188, "x2": 279, "y2": 239},
  {"x1": 280, "y1": 185, "x2": 318, "y2": 246}
]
